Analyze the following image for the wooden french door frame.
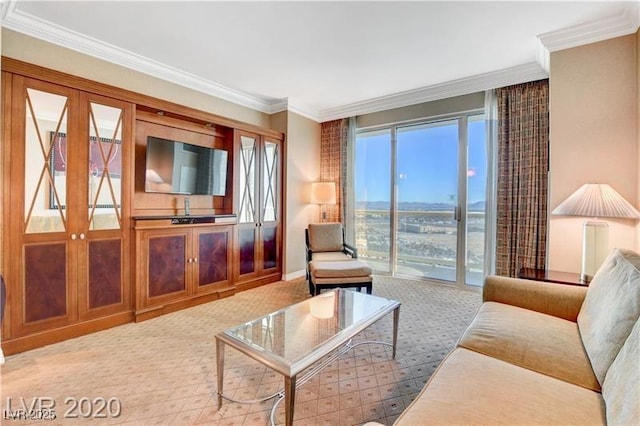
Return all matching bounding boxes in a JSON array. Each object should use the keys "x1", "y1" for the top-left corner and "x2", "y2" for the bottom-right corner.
[
  {"x1": 9, "y1": 76, "x2": 79, "y2": 337},
  {"x1": 6, "y1": 76, "x2": 133, "y2": 339},
  {"x1": 77, "y1": 92, "x2": 133, "y2": 321}
]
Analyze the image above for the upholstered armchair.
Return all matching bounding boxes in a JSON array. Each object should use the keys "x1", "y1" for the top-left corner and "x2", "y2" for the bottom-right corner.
[
  {"x1": 305, "y1": 223, "x2": 372, "y2": 296},
  {"x1": 305, "y1": 222, "x2": 357, "y2": 266}
]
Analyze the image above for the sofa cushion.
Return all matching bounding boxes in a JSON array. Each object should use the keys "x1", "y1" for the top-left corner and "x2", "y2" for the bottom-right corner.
[
  {"x1": 310, "y1": 251, "x2": 352, "y2": 262},
  {"x1": 308, "y1": 223, "x2": 344, "y2": 252},
  {"x1": 395, "y1": 348, "x2": 605, "y2": 425},
  {"x1": 309, "y1": 260, "x2": 372, "y2": 278},
  {"x1": 459, "y1": 301, "x2": 600, "y2": 391},
  {"x1": 602, "y1": 318, "x2": 640, "y2": 426},
  {"x1": 577, "y1": 248, "x2": 640, "y2": 385}
]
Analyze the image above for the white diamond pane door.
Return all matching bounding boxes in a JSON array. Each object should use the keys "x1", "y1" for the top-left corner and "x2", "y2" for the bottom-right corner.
[
  {"x1": 88, "y1": 102, "x2": 124, "y2": 230},
  {"x1": 239, "y1": 136, "x2": 257, "y2": 224},
  {"x1": 262, "y1": 141, "x2": 278, "y2": 222},
  {"x1": 24, "y1": 88, "x2": 69, "y2": 233}
]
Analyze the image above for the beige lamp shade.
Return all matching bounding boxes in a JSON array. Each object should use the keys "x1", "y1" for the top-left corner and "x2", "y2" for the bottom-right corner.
[
  {"x1": 552, "y1": 183, "x2": 640, "y2": 282},
  {"x1": 310, "y1": 182, "x2": 336, "y2": 205},
  {"x1": 552, "y1": 184, "x2": 640, "y2": 219}
]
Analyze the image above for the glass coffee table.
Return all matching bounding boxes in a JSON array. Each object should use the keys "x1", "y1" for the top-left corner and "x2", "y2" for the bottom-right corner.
[{"x1": 215, "y1": 289, "x2": 400, "y2": 425}]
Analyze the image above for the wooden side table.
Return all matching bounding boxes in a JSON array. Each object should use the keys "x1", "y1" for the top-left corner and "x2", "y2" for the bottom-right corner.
[{"x1": 518, "y1": 268, "x2": 589, "y2": 286}]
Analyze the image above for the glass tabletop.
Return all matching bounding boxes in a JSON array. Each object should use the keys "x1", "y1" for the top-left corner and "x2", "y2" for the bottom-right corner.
[{"x1": 220, "y1": 289, "x2": 399, "y2": 369}]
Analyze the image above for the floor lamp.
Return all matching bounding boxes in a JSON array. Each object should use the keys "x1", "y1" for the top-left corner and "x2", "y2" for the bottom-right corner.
[
  {"x1": 552, "y1": 183, "x2": 640, "y2": 283},
  {"x1": 310, "y1": 182, "x2": 336, "y2": 223}
]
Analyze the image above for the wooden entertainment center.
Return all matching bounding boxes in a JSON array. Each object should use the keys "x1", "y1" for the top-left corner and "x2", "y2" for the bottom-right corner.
[{"x1": 1, "y1": 58, "x2": 284, "y2": 355}]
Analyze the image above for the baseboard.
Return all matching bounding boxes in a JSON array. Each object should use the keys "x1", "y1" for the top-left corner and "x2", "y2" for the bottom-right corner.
[
  {"x1": 284, "y1": 269, "x2": 306, "y2": 281},
  {"x1": 2, "y1": 311, "x2": 134, "y2": 356}
]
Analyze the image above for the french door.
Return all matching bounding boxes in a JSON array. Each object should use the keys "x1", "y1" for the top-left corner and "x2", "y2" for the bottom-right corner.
[
  {"x1": 354, "y1": 113, "x2": 487, "y2": 287},
  {"x1": 7, "y1": 76, "x2": 132, "y2": 339}
]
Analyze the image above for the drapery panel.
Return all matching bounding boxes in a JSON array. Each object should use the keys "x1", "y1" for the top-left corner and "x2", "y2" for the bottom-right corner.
[
  {"x1": 495, "y1": 80, "x2": 549, "y2": 277},
  {"x1": 320, "y1": 119, "x2": 348, "y2": 223}
]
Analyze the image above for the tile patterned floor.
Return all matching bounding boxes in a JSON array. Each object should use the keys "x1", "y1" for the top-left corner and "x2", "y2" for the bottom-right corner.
[{"x1": 1, "y1": 276, "x2": 481, "y2": 425}]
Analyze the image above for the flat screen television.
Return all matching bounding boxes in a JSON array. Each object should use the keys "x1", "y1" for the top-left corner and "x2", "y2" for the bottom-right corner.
[{"x1": 144, "y1": 136, "x2": 228, "y2": 196}]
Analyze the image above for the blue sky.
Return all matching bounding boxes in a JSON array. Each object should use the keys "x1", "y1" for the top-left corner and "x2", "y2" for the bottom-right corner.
[{"x1": 355, "y1": 118, "x2": 486, "y2": 205}]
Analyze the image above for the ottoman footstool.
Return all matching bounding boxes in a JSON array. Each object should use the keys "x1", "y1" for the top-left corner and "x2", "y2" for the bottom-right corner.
[{"x1": 308, "y1": 260, "x2": 373, "y2": 296}]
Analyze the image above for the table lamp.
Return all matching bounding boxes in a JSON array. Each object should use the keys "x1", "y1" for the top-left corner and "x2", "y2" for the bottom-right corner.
[
  {"x1": 552, "y1": 183, "x2": 640, "y2": 282},
  {"x1": 310, "y1": 182, "x2": 336, "y2": 222}
]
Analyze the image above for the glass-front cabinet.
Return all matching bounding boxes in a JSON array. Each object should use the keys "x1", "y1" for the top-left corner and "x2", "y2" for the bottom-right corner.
[
  {"x1": 1, "y1": 60, "x2": 285, "y2": 354},
  {"x1": 235, "y1": 130, "x2": 282, "y2": 284},
  {"x1": 6, "y1": 76, "x2": 132, "y2": 338}
]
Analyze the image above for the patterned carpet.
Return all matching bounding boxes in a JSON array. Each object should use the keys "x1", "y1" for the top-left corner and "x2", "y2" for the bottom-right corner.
[{"x1": 1, "y1": 276, "x2": 481, "y2": 425}]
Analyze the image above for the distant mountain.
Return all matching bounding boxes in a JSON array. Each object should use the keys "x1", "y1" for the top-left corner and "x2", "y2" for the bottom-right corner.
[
  {"x1": 467, "y1": 201, "x2": 486, "y2": 212},
  {"x1": 397, "y1": 202, "x2": 455, "y2": 211},
  {"x1": 356, "y1": 200, "x2": 486, "y2": 212}
]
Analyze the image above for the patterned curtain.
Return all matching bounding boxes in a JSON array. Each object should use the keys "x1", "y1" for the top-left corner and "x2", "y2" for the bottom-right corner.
[
  {"x1": 320, "y1": 119, "x2": 348, "y2": 223},
  {"x1": 495, "y1": 80, "x2": 549, "y2": 277}
]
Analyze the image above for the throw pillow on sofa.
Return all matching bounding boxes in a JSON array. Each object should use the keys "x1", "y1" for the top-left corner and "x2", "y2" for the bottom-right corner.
[
  {"x1": 577, "y1": 248, "x2": 640, "y2": 384},
  {"x1": 602, "y1": 317, "x2": 639, "y2": 426}
]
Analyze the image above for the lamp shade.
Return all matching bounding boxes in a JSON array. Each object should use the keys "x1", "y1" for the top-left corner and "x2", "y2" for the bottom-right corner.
[
  {"x1": 310, "y1": 182, "x2": 336, "y2": 205},
  {"x1": 552, "y1": 184, "x2": 640, "y2": 219}
]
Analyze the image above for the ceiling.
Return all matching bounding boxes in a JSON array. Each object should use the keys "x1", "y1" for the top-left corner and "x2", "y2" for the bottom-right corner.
[{"x1": 2, "y1": 1, "x2": 639, "y2": 122}]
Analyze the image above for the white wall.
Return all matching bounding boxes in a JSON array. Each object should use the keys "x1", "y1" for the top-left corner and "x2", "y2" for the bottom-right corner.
[
  {"x1": 548, "y1": 34, "x2": 638, "y2": 272},
  {"x1": 271, "y1": 111, "x2": 321, "y2": 279}
]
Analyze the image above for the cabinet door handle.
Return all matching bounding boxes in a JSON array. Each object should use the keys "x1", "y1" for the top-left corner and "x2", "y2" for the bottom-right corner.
[
  {"x1": 70, "y1": 233, "x2": 77, "y2": 240},
  {"x1": 193, "y1": 258, "x2": 198, "y2": 263},
  {"x1": 79, "y1": 233, "x2": 86, "y2": 240},
  {"x1": 187, "y1": 258, "x2": 193, "y2": 263}
]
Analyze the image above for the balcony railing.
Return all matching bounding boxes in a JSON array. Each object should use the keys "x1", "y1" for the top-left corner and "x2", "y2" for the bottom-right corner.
[{"x1": 355, "y1": 209, "x2": 485, "y2": 285}]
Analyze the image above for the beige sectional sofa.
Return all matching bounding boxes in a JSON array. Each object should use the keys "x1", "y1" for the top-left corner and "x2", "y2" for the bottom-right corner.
[{"x1": 392, "y1": 248, "x2": 640, "y2": 425}]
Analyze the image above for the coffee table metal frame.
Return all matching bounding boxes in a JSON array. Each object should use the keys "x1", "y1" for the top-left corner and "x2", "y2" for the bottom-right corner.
[{"x1": 215, "y1": 289, "x2": 400, "y2": 426}]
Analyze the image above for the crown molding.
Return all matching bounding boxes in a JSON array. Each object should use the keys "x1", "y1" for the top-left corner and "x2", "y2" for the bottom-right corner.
[
  {"x1": 536, "y1": 8, "x2": 640, "y2": 71},
  {"x1": 284, "y1": 102, "x2": 321, "y2": 122},
  {"x1": 4, "y1": 1, "x2": 635, "y2": 125},
  {"x1": 1, "y1": 4, "x2": 278, "y2": 114},
  {"x1": 318, "y1": 63, "x2": 548, "y2": 122},
  {"x1": 265, "y1": 98, "x2": 290, "y2": 116}
]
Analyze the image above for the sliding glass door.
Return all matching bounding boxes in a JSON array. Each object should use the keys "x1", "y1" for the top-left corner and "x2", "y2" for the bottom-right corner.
[
  {"x1": 396, "y1": 120, "x2": 459, "y2": 281},
  {"x1": 354, "y1": 129, "x2": 392, "y2": 274},
  {"x1": 354, "y1": 113, "x2": 487, "y2": 286}
]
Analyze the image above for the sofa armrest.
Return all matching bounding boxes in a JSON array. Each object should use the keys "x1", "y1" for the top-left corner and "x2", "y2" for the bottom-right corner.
[{"x1": 483, "y1": 275, "x2": 588, "y2": 322}]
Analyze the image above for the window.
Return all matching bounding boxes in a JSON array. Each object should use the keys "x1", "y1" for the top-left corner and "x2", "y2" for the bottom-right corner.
[{"x1": 354, "y1": 112, "x2": 489, "y2": 287}]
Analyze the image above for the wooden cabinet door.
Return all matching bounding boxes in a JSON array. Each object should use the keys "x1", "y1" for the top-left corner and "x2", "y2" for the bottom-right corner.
[
  {"x1": 234, "y1": 131, "x2": 283, "y2": 284},
  {"x1": 138, "y1": 228, "x2": 189, "y2": 308},
  {"x1": 235, "y1": 131, "x2": 260, "y2": 281},
  {"x1": 259, "y1": 138, "x2": 282, "y2": 276},
  {"x1": 77, "y1": 93, "x2": 133, "y2": 320},
  {"x1": 9, "y1": 77, "x2": 79, "y2": 337},
  {"x1": 6, "y1": 77, "x2": 133, "y2": 339},
  {"x1": 193, "y1": 226, "x2": 233, "y2": 293}
]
